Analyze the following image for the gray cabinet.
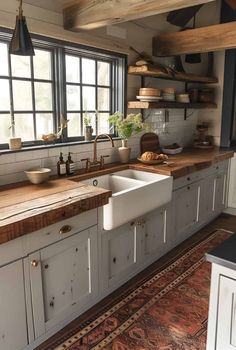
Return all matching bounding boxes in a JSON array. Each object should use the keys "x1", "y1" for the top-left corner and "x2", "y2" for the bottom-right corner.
[
  {"x1": 141, "y1": 204, "x2": 172, "y2": 262},
  {"x1": 101, "y1": 221, "x2": 142, "y2": 292},
  {"x1": 29, "y1": 226, "x2": 98, "y2": 336},
  {"x1": 0, "y1": 260, "x2": 28, "y2": 350},
  {"x1": 214, "y1": 170, "x2": 227, "y2": 214},
  {"x1": 173, "y1": 182, "x2": 200, "y2": 244}
]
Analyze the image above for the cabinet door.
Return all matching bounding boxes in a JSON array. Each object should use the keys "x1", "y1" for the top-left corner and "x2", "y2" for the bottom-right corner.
[
  {"x1": 214, "y1": 170, "x2": 227, "y2": 214},
  {"x1": 29, "y1": 226, "x2": 98, "y2": 333},
  {"x1": 101, "y1": 222, "x2": 141, "y2": 291},
  {"x1": 0, "y1": 260, "x2": 28, "y2": 350},
  {"x1": 173, "y1": 182, "x2": 200, "y2": 244},
  {"x1": 142, "y1": 205, "x2": 171, "y2": 262},
  {"x1": 216, "y1": 275, "x2": 236, "y2": 350},
  {"x1": 228, "y1": 154, "x2": 236, "y2": 208},
  {"x1": 199, "y1": 174, "x2": 215, "y2": 224}
]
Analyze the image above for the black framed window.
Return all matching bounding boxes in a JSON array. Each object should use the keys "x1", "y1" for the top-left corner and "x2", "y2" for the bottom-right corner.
[
  {"x1": 65, "y1": 52, "x2": 114, "y2": 139},
  {"x1": 0, "y1": 40, "x2": 56, "y2": 145},
  {"x1": 0, "y1": 30, "x2": 126, "y2": 149}
]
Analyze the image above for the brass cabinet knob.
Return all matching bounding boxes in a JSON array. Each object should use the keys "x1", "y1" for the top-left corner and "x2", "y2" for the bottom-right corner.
[
  {"x1": 59, "y1": 225, "x2": 72, "y2": 235},
  {"x1": 31, "y1": 260, "x2": 39, "y2": 267}
]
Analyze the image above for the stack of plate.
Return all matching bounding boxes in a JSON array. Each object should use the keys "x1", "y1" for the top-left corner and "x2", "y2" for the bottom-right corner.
[
  {"x1": 137, "y1": 87, "x2": 162, "y2": 102},
  {"x1": 162, "y1": 87, "x2": 175, "y2": 101}
]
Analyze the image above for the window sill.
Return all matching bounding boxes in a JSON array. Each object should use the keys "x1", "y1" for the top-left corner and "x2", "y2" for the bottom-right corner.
[{"x1": 0, "y1": 137, "x2": 121, "y2": 155}]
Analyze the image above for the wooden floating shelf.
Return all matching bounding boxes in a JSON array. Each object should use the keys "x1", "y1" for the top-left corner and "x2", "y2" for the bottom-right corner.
[
  {"x1": 128, "y1": 101, "x2": 217, "y2": 109},
  {"x1": 128, "y1": 65, "x2": 218, "y2": 84}
]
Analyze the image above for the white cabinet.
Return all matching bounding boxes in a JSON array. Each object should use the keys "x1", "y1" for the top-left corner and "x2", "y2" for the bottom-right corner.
[
  {"x1": 101, "y1": 221, "x2": 142, "y2": 292},
  {"x1": 216, "y1": 275, "x2": 236, "y2": 349},
  {"x1": 28, "y1": 226, "x2": 98, "y2": 336},
  {"x1": 0, "y1": 260, "x2": 28, "y2": 350},
  {"x1": 207, "y1": 264, "x2": 236, "y2": 350},
  {"x1": 228, "y1": 153, "x2": 236, "y2": 208},
  {"x1": 173, "y1": 182, "x2": 200, "y2": 244}
]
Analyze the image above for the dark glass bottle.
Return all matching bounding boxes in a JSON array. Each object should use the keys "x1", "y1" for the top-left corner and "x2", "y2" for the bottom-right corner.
[
  {"x1": 57, "y1": 152, "x2": 66, "y2": 176},
  {"x1": 66, "y1": 152, "x2": 75, "y2": 175}
]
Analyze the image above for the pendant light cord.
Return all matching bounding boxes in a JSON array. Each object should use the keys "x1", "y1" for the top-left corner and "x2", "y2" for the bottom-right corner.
[{"x1": 18, "y1": 0, "x2": 23, "y2": 19}]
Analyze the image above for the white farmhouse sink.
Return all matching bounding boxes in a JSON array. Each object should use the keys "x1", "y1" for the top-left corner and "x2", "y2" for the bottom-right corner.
[{"x1": 82, "y1": 170, "x2": 173, "y2": 230}]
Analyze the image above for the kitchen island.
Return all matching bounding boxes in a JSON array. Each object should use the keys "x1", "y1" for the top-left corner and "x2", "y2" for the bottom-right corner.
[{"x1": 206, "y1": 233, "x2": 236, "y2": 350}]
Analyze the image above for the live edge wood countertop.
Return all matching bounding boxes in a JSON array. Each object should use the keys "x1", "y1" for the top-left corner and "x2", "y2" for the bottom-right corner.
[{"x1": 0, "y1": 147, "x2": 233, "y2": 245}]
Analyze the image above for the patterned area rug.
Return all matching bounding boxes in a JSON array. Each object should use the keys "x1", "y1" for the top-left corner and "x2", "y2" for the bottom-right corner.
[{"x1": 47, "y1": 229, "x2": 232, "y2": 350}]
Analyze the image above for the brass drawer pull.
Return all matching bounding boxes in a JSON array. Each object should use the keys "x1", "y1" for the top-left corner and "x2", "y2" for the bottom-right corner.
[
  {"x1": 59, "y1": 225, "x2": 72, "y2": 235},
  {"x1": 31, "y1": 260, "x2": 39, "y2": 267}
]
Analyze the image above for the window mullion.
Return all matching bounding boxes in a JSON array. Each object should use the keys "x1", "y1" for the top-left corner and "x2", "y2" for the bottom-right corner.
[
  {"x1": 30, "y1": 55, "x2": 37, "y2": 140},
  {"x1": 7, "y1": 47, "x2": 15, "y2": 137},
  {"x1": 79, "y1": 56, "x2": 83, "y2": 135}
]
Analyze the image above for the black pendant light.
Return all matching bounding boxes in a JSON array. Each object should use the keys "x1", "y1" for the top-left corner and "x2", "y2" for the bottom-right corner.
[{"x1": 9, "y1": 0, "x2": 35, "y2": 56}]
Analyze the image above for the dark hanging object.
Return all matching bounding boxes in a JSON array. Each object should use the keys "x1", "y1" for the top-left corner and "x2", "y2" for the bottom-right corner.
[
  {"x1": 167, "y1": 5, "x2": 203, "y2": 27},
  {"x1": 185, "y1": 52, "x2": 201, "y2": 63},
  {"x1": 184, "y1": 15, "x2": 201, "y2": 64},
  {"x1": 9, "y1": 0, "x2": 35, "y2": 56}
]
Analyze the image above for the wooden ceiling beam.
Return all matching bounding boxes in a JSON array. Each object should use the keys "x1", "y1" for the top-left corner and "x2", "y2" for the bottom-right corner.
[
  {"x1": 63, "y1": 0, "x2": 215, "y2": 31},
  {"x1": 153, "y1": 22, "x2": 236, "y2": 56}
]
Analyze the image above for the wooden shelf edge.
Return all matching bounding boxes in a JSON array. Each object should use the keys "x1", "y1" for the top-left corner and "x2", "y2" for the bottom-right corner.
[
  {"x1": 128, "y1": 101, "x2": 217, "y2": 109},
  {"x1": 128, "y1": 65, "x2": 218, "y2": 84}
]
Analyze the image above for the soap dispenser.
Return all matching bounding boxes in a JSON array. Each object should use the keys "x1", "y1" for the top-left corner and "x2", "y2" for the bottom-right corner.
[
  {"x1": 57, "y1": 152, "x2": 66, "y2": 176},
  {"x1": 66, "y1": 152, "x2": 75, "y2": 175}
]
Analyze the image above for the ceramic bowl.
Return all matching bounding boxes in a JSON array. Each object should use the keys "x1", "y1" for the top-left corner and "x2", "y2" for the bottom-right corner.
[{"x1": 25, "y1": 168, "x2": 51, "y2": 184}]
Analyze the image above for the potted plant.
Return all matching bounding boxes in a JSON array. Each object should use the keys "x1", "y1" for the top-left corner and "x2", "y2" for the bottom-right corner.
[
  {"x1": 108, "y1": 111, "x2": 146, "y2": 163},
  {"x1": 84, "y1": 113, "x2": 93, "y2": 141}
]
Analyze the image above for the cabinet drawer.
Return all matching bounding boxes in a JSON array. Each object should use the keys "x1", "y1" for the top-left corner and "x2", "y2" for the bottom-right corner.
[
  {"x1": 173, "y1": 172, "x2": 200, "y2": 190},
  {"x1": 22, "y1": 209, "x2": 97, "y2": 254}
]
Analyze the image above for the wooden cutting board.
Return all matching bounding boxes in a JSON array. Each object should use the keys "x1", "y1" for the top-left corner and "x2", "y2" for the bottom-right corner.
[{"x1": 140, "y1": 132, "x2": 160, "y2": 154}]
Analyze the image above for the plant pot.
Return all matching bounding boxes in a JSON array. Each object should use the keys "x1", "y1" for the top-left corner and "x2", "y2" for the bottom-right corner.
[
  {"x1": 118, "y1": 139, "x2": 131, "y2": 163},
  {"x1": 84, "y1": 126, "x2": 93, "y2": 141},
  {"x1": 9, "y1": 137, "x2": 22, "y2": 150}
]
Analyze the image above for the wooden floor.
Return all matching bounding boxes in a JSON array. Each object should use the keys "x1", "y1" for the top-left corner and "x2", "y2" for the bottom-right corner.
[{"x1": 36, "y1": 213, "x2": 236, "y2": 350}]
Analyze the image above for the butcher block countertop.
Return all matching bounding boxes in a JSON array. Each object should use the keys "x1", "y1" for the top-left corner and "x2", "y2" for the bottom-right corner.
[
  {"x1": 0, "y1": 179, "x2": 111, "y2": 244},
  {"x1": 0, "y1": 147, "x2": 233, "y2": 245}
]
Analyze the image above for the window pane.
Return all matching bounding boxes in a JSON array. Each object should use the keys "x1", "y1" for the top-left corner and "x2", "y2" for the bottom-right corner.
[
  {"x1": 35, "y1": 82, "x2": 52, "y2": 110},
  {"x1": 0, "y1": 79, "x2": 10, "y2": 111},
  {"x1": 34, "y1": 49, "x2": 52, "y2": 80},
  {"x1": 14, "y1": 114, "x2": 34, "y2": 141},
  {"x1": 0, "y1": 114, "x2": 11, "y2": 142},
  {"x1": 82, "y1": 86, "x2": 95, "y2": 110},
  {"x1": 36, "y1": 113, "x2": 54, "y2": 139},
  {"x1": 66, "y1": 85, "x2": 80, "y2": 111},
  {"x1": 66, "y1": 55, "x2": 80, "y2": 83},
  {"x1": 98, "y1": 61, "x2": 110, "y2": 86},
  {"x1": 82, "y1": 58, "x2": 95, "y2": 84},
  {"x1": 98, "y1": 113, "x2": 109, "y2": 134},
  {"x1": 0, "y1": 43, "x2": 8, "y2": 76},
  {"x1": 67, "y1": 113, "x2": 81, "y2": 137},
  {"x1": 13, "y1": 80, "x2": 32, "y2": 111},
  {"x1": 98, "y1": 87, "x2": 110, "y2": 111},
  {"x1": 11, "y1": 56, "x2": 31, "y2": 78}
]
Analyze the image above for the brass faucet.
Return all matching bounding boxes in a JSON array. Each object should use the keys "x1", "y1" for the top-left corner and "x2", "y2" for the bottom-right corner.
[{"x1": 81, "y1": 134, "x2": 114, "y2": 171}]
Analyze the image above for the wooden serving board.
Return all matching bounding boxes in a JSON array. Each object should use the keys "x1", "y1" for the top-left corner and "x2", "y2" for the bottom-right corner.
[{"x1": 140, "y1": 132, "x2": 160, "y2": 154}]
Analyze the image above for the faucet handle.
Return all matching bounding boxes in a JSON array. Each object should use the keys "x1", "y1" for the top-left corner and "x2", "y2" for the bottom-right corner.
[
  {"x1": 100, "y1": 155, "x2": 109, "y2": 168},
  {"x1": 81, "y1": 158, "x2": 91, "y2": 171}
]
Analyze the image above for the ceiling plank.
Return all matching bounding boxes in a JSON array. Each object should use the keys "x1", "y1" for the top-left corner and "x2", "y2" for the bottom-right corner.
[
  {"x1": 153, "y1": 22, "x2": 236, "y2": 56},
  {"x1": 63, "y1": 0, "x2": 215, "y2": 31}
]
